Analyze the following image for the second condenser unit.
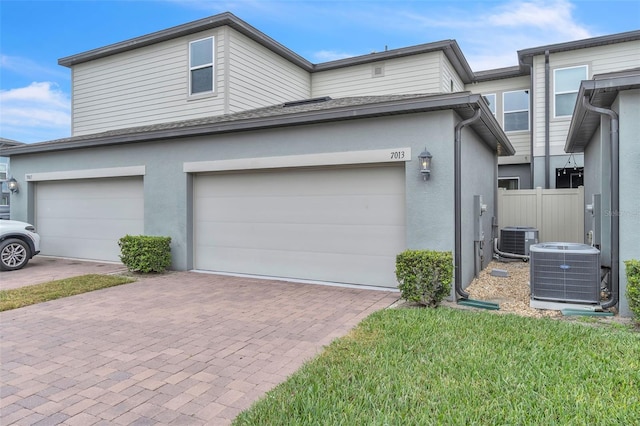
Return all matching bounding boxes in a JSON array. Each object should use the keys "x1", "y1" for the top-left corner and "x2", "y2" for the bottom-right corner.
[{"x1": 499, "y1": 226, "x2": 539, "y2": 256}]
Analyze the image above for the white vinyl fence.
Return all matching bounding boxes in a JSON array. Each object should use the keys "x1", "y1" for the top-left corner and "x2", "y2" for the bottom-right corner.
[{"x1": 497, "y1": 186, "x2": 585, "y2": 243}]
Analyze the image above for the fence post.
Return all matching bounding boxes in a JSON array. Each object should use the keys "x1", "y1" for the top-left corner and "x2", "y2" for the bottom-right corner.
[{"x1": 536, "y1": 187, "x2": 544, "y2": 239}]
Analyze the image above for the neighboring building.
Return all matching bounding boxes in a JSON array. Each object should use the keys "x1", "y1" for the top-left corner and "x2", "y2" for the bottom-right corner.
[
  {"x1": 2, "y1": 12, "x2": 638, "y2": 313},
  {"x1": 468, "y1": 31, "x2": 640, "y2": 189},
  {"x1": 0, "y1": 138, "x2": 24, "y2": 213},
  {"x1": 565, "y1": 68, "x2": 640, "y2": 317}
]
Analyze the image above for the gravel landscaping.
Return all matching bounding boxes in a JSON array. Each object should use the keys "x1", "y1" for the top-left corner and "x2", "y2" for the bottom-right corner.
[{"x1": 465, "y1": 259, "x2": 562, "y2": 318}]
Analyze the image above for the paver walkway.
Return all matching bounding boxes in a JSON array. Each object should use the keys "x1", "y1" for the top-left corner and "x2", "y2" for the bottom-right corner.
[{"x1": 1, "y1": 271, "x2": 398, "y2": 425}]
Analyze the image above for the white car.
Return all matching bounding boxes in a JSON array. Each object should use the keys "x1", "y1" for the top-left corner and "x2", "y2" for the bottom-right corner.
[{"x1": 0, "y1": 220, "x2": 41, "y2": 271}]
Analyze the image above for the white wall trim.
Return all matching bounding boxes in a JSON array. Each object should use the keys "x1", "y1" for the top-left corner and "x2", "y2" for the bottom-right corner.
[
  {"x1": 25, "y1": 166, "x2": 145, "y2": 182},
  {"x1": 183, "y1": 147, "x2": 412, "y2": 173}
]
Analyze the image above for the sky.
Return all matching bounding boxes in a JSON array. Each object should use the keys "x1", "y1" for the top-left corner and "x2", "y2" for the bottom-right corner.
[{"x1": 1, "y1": 0, "x2": 639, "y2": 144}]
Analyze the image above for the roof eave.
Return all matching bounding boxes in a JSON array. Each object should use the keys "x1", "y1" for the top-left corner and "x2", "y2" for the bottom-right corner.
[
  {"x1": 313, "y1": 40, "x2": 475, "y2": 83},
  {"x1": 565, "y1": 73, "x2": 640, "y2": 152},
  {"x1": 4, "y1": 93, "x2": 513, "y2": 157},
  {"x1": 58, "y1": 12, "x2": 314, "y2": 70},
  {"x1": 518, "y1": 30, "x2": 640, "y2": 66}
]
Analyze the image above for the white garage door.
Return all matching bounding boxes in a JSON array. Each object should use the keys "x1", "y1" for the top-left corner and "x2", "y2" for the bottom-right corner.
[
  {"x1": 36, "y1": 177, "x2": 144, "y2": 261},
  {"x1": 194, "y1": 165, "x2": 405, "y2": 288}
]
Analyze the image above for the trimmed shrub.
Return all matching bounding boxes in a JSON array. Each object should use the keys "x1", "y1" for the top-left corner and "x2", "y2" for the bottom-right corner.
[
  {"x1": 118, "y1": 235, "x2": 172, "y2": 273},
  {"x1": 396, "y1": 250, "x2": 453, "y2": 307},
  {"x1": 624, "y1": 260, "x2": 640, "y2": 323}
]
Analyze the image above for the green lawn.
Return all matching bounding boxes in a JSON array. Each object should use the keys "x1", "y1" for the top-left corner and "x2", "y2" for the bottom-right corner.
[
  {"x1": 0, "y1": 274, "x2": 135, "y2": 311},
  {"x1": 234, "y1": 307, "x2": 640, "y2": 425}
]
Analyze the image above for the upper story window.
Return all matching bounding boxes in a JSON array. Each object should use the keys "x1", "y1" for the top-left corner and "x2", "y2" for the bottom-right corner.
[
  {"x1": 189, "y1": 37, "x2": 214, "y2": 95},
  {"x1": 554, "y1": 65, "x2": 587, "y2": 117},
  {"x1": 503, "y1": 90, "x2": 529, "y2": 132},
  {"x1": 484, "y1": 94, "x2": 496, "y2": 116}
]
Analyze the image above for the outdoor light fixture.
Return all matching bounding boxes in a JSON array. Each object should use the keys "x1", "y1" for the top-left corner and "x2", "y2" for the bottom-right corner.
[
  {"x1": 7, "y1": 177, "x2": 18, "y2": 194},
  {"x1": 418, "y1": 149, "x2": 433, "y2": 180}
]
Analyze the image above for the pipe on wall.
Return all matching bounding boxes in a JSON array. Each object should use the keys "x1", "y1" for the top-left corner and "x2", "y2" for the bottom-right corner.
[
  {"x1": 454, "y1": 107, "x2": 482, "y2": 299},
  {"x1": 544, "y1": 49, "x2": 550, "y2": 189},
  {"x1": 581, "y1": 95, "x2": 619, "y2": 310}
]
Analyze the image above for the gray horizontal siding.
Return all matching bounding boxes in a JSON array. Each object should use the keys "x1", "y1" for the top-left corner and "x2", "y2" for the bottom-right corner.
[
  {"x1": 311, "y1": 53, "x2": 442, "y2": 98},
  {"x1": 72, "y1": 30, "x2": 227, "y2": 136},
  {"x1": 228, "y1": 28, "x2": 310, "y2": 112}
]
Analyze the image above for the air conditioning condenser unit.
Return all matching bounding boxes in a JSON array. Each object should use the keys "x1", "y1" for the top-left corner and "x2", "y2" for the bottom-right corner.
[
  {"x1": 530, "y1": 243, "x2": 600, "y2": 304},
  {"x1": 499, "y1": 226, "x2": 538, "y2": 256}
]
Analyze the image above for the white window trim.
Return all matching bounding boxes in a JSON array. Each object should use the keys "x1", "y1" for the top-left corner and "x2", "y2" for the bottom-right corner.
[
  {"x1": 553, "y1": 65, "x2": 588, "y2": 119},
  {"x1": 502, "y1": 90, "x2": 529, "y2": 133},
  {"x1": 189, "y1": 36, "x2": 215, "y2": 96}
]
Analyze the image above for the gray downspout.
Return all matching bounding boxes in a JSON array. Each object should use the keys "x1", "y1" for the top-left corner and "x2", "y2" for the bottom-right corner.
[
  {"x1": 516, "y1": 60, "x2": 535, "y2": 188},
  {"x1": 581, "y1": 95, "x2": 619, "y2": 309},
  {"x1": 544, "y1": 50, "x2": 550, "y2": 189},
  {"x1": 454, "y1": 107, "x2": 482, "y2": 299}
]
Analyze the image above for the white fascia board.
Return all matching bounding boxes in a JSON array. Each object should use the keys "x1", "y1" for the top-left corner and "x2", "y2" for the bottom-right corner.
[
  {"x1": 184, "y1": 148, "x2": 412, "y2": 173},
  {"x1": 25, "y1": 166, "x2": 145, "y2": 182}
]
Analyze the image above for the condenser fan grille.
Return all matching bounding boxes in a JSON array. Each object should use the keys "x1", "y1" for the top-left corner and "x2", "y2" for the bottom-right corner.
[
  {"x1": 500, "y1": 226, "x2": 538, "y2": 255},
  {"x1": 530, "y1": 243, "x2": 600, "y2": 304}
]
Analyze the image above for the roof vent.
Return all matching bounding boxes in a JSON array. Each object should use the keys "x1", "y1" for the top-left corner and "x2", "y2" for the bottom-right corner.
[{"x1": 283, "y1": 97, "x2": 332, "y2": 108}]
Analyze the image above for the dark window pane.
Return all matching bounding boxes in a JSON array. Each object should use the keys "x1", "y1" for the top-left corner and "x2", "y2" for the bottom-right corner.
[
  {"x1": 191, "y1": 67, "x2": 213, "y2": 94},
  {"x1": 504, "y1": 111, "x2": 528, "y2": 132}
]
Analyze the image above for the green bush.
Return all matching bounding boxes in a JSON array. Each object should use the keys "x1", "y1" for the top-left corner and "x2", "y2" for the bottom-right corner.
[
  {"x1": 395, "y1": 250, "x2": 453, "y2": 307},
  {"x1": 118, "y1": 235, "x2": 172, "y2": 273},
  {"x1": 624, "y1": 260, "x2": 640, "y2": 323}
]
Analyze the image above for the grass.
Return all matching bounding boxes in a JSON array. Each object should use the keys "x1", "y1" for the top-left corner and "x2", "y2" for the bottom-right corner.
[
  {"x1": 234, "y1": 307, "x2": 640, "y2": 425},
  {"x1": 0, "y1": 274, "x2": 135, "y2": 311}
]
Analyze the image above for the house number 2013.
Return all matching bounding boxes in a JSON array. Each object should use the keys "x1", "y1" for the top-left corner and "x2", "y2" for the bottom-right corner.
[{"x1": 390, "y1": 151, "x2": 406, "y2": 159}]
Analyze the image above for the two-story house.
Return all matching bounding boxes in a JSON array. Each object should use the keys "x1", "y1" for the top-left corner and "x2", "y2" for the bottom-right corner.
[
  {"x1": 468, "y1": 31, "x2": 640, "y2": 190},
  {"x1": 3, "y1": 12, "x2": 638, "y2": 313}
]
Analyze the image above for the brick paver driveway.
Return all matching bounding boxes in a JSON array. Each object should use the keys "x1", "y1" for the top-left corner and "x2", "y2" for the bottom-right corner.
[{"x1": 1, "y1": 271, "x2": 398, "y2": 425}]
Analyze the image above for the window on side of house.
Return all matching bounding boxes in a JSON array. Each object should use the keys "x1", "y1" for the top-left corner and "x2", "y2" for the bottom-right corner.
[
  {"x1": 554, "y1": 65, "x2": 587, "y2": 118},
  {"x1": 503, "y1": 90, "x2": 529, "y2": 132},
  {"x1": 498, "y1": 177, "x2": 520, "y2": 190},
  {"x1": 0, "y1": 163, "x2": 7, "y2": 181},
  {"x1": 484, "y1": 94, "x2": 496, "y2": 116},
  {"x1": 189, "y1": 37, "x2": 214, "y2": 95}
]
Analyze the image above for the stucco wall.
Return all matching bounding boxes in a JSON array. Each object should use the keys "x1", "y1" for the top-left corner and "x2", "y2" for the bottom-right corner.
[
  {"x1": 618, "y1": 89, "x2": 640, "y2": 317},
  {"x1": 459, "y1": 119, "x2": 498, "y2": 290},
  {"x1": 9, "y1": 110, "x2": 501, "y2": 290}
]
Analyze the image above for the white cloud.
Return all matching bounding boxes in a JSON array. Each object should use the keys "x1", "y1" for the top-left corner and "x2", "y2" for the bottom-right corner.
[
  {"x1": 1, "y1": 55, "x2": 69, "y2": 81},
  {"x1": 0, "y1": 82, "x2": 71, "y2": 143},
  {"x1": 399, "y1": 0, "x2": 594, "y2": 70}
]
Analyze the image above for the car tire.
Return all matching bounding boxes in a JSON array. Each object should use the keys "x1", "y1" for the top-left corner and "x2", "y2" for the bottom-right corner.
[{"x1": 0, "y1": 238, "x2": 31, "y2": 271}]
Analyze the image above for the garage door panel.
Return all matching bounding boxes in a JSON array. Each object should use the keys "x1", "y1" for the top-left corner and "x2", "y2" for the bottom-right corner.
[
  {"x1": 41, "y1": 236, "x2": 125, "y2": 261},
  {"x1": 197, "y1": 222, "x2": 405, "y2": 256},
  {"x1": 37, "y1": 218, "x2": 144, "y2": 240},
  {"x1": 198, "y1": 167, "x2": 403, "y2": 197},
  {"x1": 36, "y1": 198, "x2": 144, "y2": 220},
  {"x1": 195, "y1": 246, "x2": 399, "y2": 287},
  {"x1": 36, "y1": 177, "x2": 144, "y2": 261},
  {"x1": 196, "y1": 194, "x2": 405, "y2": 225},
  {"x1": 194, "y1": 165, "x2": 405, "y2": 287}
]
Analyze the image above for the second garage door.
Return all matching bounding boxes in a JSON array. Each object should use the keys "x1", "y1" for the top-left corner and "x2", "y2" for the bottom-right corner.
[
  {"x1": 36, "y1": 177, "x2": 144, "y2": 261},
  {"x1": 194, "y1": 164, "x2": 405, "y2": 288}
]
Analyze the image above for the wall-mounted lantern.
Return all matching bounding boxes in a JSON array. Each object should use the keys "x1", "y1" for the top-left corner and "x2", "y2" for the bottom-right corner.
[
  {"x1": 7, "y1": 177, "x2": 19, "y2": 194},
  {"x1": 418, "y1": 150, "x2": 433, "y2": 180}
]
